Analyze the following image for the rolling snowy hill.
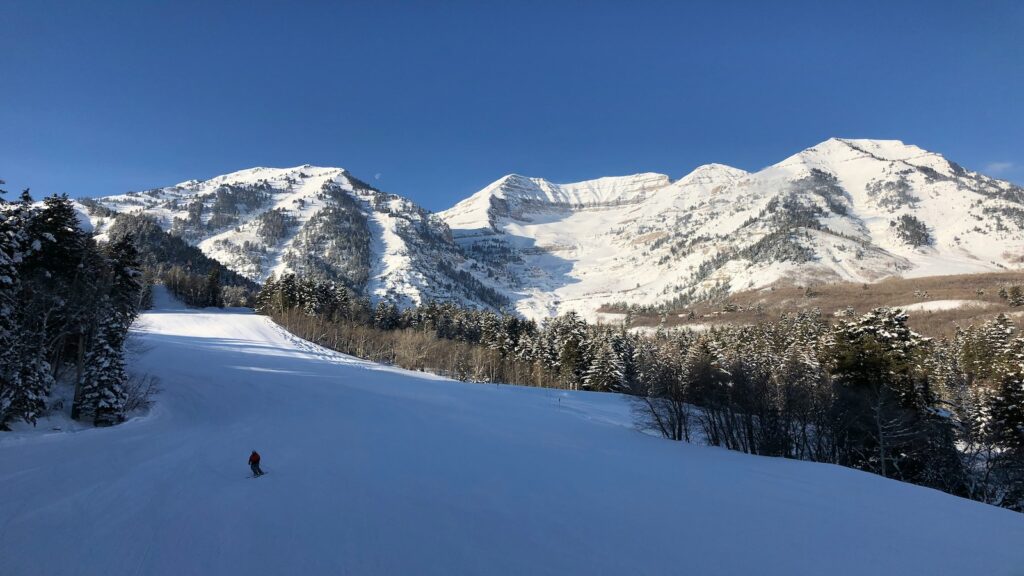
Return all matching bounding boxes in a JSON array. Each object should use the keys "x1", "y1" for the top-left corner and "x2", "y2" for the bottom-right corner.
[
  {"x1": 81, "y1": 138, "x2": 1024, "y2": 320},
  {"x1": 1, "y1": 289, "x2": 1023, "y2": 575}
]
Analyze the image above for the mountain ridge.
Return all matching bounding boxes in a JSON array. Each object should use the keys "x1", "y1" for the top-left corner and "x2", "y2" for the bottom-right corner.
[{"x1": 82, "y1": 138, "x2": 1024, "y2": 320}]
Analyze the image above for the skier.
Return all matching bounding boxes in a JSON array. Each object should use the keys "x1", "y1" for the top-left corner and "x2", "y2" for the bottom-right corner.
[{"x1": 248, "y1": 450, "x2": 264, "y2": 477}]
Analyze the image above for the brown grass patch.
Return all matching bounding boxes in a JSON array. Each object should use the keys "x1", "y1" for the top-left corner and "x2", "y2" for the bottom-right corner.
[
  {"x1": 631, "y1": 231, "x2": 668, "y2": 245},
  {"x1": 609, "y1": 271, "x2": 1024, "y2": 338}
]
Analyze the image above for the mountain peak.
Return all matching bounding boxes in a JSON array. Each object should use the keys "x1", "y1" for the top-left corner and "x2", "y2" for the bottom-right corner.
[
  {"x1": 677, "y1": 163, "x2": 748, "y2": 186},
  {"x1": 172, "y1": 165, "x2": 346, "y2": 191},
  {"x1": 765, "y1": 137, "x2": 953, "y2": 179}
]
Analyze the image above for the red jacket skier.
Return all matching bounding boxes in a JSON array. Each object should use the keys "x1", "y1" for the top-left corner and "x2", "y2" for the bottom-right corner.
[{"x1": 249, "y1": 450, "x2": 264, "y2": 477}]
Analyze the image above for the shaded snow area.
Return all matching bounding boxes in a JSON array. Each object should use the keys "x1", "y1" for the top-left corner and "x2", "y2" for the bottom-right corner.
[{"x1": 2, "y1": 293, "x2": 1023, "y2": 575}]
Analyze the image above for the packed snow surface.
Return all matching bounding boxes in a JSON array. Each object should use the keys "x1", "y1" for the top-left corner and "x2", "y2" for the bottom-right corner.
[
  {"x1": 2, "y1": 290, "x2": 1023, "y2": 575},
  {"x1": 898, "y1": 299, "x2": 996, "y2": 312}
]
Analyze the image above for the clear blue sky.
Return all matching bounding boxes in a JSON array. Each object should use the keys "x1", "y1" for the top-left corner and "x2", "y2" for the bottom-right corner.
[{"x1": 2, "y1": 0, "x2": 1022, "y2": 210}]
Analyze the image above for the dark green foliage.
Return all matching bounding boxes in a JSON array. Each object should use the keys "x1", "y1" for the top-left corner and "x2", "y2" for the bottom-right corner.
[
  {"x1": 170, "y1": 183, "x2": 273, "y2": 241},
  {"x1": 0, "y1": 193, "x2": 143, "y2": 429},
  {"x1": 281, "y1": 186, "x2": 372, "y2": 291},
  {"x1": 256, "y1": 208, "x2": 298, "y2": 244},
  {"x1": 829, "y1": 309, "x2": 948, "y2": 483},
  {"x1": 891, "y1": 214, "x2": 933, "y2": 247},
  {"x1": 792, "y1": 169, "x2": 851, "y2": 216},
  {"x1": 77, "y1": 198, "x2": 118, "y2": 218},
  {"x1": 436, "y1": 260, "x2": 509, "y2": 309},
  {"x1": 738, "y1": 229, "x2": 817, "y2": 264},
  {"x1": 105, "y1": 213, "x2": 257, "y2": 307},
  {"x1": 866, "y1": 175, "x2": 920, "y2": 209},
  {"x1": 205, "y1": 268, "x2": 222, "y2": 308},
  {"x1": 373, "y1": 301, "x2": 399, "y2": 330}
]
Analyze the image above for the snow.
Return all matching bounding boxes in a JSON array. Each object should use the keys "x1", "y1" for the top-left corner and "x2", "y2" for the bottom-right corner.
[
  {"x1": 2, "y1": 288, "x2": 1023, "y2": 575},
  {"x1": 71, "y1": 203, "x2": 95, "y2": 233},
  {"x1": 898, "y1": 299, "x2": 996, "y2": 312},
  {"x1": 668, "y1": 322, "x2": 713, "y2": 332},
  {"x1": 441, "y1": 172, "x2": 672, "y2": 232},
  {"x1": 439, "y1": 137, "x2": 1024, "y2": 320},
  {"x1": 365, "y1": 208, "x2": 425, "y2": 306},
  {"x1": 674, "y1": 163, "x2": 749, "y2": 187}
]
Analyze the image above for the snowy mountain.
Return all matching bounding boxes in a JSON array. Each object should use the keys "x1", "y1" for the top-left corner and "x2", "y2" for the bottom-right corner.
[
  {"x1": 3, "y1": 290, "x2": 1022, "y2": 575},
  {"x1": 441, "y1": 138, "x2": 1024, "y2": 319},
  {"x1": 86, "y1": 138, "x2": 1024, "y2": 319},
  {"x1": 90, "y1": 165, "x2": 505, "y2": 308}
]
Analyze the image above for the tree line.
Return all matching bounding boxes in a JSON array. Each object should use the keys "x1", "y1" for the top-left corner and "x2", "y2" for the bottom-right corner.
[
  {"x1": 257, "y1": 273, "x2": 1024, "y2": 513},
  {"x1": 0, "y1": 188, "x2": 144, "y2": 429},
  {"x1": 103, "y1": 212, "x2": 258, "y2": 308}
]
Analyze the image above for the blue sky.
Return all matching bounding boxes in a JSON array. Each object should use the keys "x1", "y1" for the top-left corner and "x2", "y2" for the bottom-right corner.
[{"x1": 2, "y1": 0, "x2": 1021, "y2": 210}]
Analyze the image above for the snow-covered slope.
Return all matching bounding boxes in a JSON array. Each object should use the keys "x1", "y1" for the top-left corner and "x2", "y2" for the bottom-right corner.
[
  {"x1": 91, "y1": 165, "x2": 501, "y2": 308},
  {"x1": 441, "y1": 138, "x2": 1024, "y2": 319},
  {"x1": 1, "y1": 291, "x2": 1022, "y2": 575}
]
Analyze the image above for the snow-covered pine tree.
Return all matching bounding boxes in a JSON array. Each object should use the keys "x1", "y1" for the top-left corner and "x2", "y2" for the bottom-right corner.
[
  {"x1": 311, "y1": 280, "x2": 337, "y2": 318},
  {"x1": 23, "y1": 193, "x2": 94, "y2": 369},
  {"x1": 298, "y1": 277, "x2": 317, "y2": 315},
  {"x1": 77, "y1": 307, "x2": 129, "y2": 426},
  {"x1": 610, "y1": 329, "x2": 638, "y2": 392},
  {"x1": 373, "y1": 301, "x2": 399, "y2": 330},
  {"x1": 583, "y1": 340, "x2": 625, "y2": 392},
  {"x1": 275, "y1": 273, "x2": 299, "y2": 311},
  {"x1": 986, "y1": 337, "x2": 1024, "y2": 510},
  {"x1": 548, "y1": 311, "x2": 587, "y2": 390},
  {"x1": 682, "y1": 336, "x2": 736, "y2": 447},
  {"x1": 990, "y1": 339, "x2": 1024, "y2": 450},
  {"x1": 830, "y1": 307, "x2": 963, "y2": 486},
  {"x1": 499, "y1": 314, "x2": 527, "y2": 358},
  {"x1": 254, "y1": 274, "x2": 277, "y2": 314},
  {"x1": 0, "y1": 193, "x2": 58, "y2": 429},
  {"x1": 773, "y1": 342, "x2": 832, "y2": 461},
  {"x1": 631, "y1": 337, "x2": 689, "y2": 441},
  {"x1": 105, "y1": 233, "x2": 143, "y2": 322},
  {"x1": 0, "y1": 183, "x2": 25, "y2": 428},
  {"x1": 3, "y1": 336, "x2": 55, "y2": 429}
]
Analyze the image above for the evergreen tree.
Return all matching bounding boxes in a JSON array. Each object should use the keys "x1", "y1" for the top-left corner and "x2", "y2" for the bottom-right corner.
[
  {"x1": 632, "y1": 338, "x2": 689, "y2": 441},
  {"x1": 374, "y1": 301, "x2": 399, "y2": 330},
  {"x1": 106, "y1": 233, "x2": 143, "y2": 321},
  {"x1": 0, "y1": 193, "x2": 59, "y2": 429},
  {"x1": 333, "y1": 284, "x2": 352, "y2": 321},
  {"x1": 584, "y1": 340, "x2": 625, "y2": 392},
  {"x1": 77, "y1": 310, "x2": 129, "y2": 426},
  {"x1": 275, "y1": 274, "x2": 299, "y2": 311},
  {"x1": 989, "y1": 338, "x2": 1024, "y2": 450},
  {"x1": 829, "y1": 308, "x2": 956, "y2": 482},
  {"x1": 5, "y1": 335, "x2": 54, "y2": 428},
  {"x1": 255, "y1": 274, "x2": 277, "y2": 314},
  {"x1": 0, "y1": 187, "x2": 27, "y2": 428},
  {"x1": 205, "y1": 267, "x2": 222, "y2": 307}
]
